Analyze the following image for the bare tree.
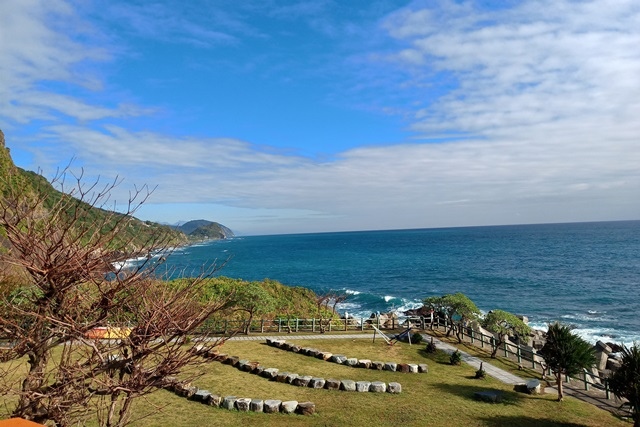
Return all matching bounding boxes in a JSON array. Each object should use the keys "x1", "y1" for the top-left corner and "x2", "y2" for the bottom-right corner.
[{"x1": 0, "y1": 168, "x2": 233, "y2": 427}]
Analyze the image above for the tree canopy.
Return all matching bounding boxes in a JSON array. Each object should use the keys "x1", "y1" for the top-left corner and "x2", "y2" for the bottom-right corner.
[
  {"x1": 482, "y1": 309, "x2": 531, "y2": 358},
  {"x1": 538, "y1": 322, "x2": 596, "y2": 401},
  {"x1": 423, "y1": 292, "x2": 481, "y2": 343},
  {"x1": 608, "y1": 343, "x2": 640, "y2": 427}
]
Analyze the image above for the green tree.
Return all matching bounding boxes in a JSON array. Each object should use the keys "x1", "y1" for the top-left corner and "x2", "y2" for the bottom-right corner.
[
  {"x1": 538, "y1": 322, "x2": 596, "y2": 401},
  {"x1": 482, "y1": 309, "x2": 531, "y2": 358},
  {"x1": 424, "y1": 293, "x2": 481, "y2": 343},
  {"x1": 233, "y1": 280, "x2": 277, "y2": 334},
  {"x1": 608, "y1": 343, "x2": 640, "y2": 427}
]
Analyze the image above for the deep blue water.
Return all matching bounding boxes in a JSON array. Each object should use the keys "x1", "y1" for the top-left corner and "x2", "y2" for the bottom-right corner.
[{"x1": 145, "y1": 221, "x2": 640, "y2": 345}]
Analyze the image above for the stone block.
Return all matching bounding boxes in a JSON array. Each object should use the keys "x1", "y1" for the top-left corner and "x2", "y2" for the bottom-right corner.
[
  {"x1": 293, "y1": 375, "x2": 312, "y2": 387},
  {"x1": 296, "y1": 402, "x2": 316, "y2": 416},
  {"x1": 397, "y1": 363, "x2": 410, "y2": 373},
  {"x1": 190, "y1": 389, "x2": 211, "y2": 403},
  {"x1": 261, "y1": 368, "x2": 279, "y2": 379},
  {"x1": 275, "y1": 372, "x2": 290, "y2": 383},
  {"x1": 249, "y1": 399, "x2": 263, "y2": 412},
  {"x1": 252, "y1": 365, "x2": 264, "y2": 376},
  {"x1": 290, "y1": 345, "x2": 301, "y2": 353},
  {"x1": 222, "y1": 396, "x2": 237, "y2": 410},
  {"x1": 235, "y1": 397, "x2": 251, "y2": 411},
  {"x1": 356, "y1": 381, "x2": 371, "y2": 392},
  {"x1": 319, "y1": 352, "x2": 333, "y2": 361},
  {"x1": 309, "y1": 377, "x2": 325, "y2": 388},
  {"x1": 308, "y1": 349, "x2": 320, "y2": 357},
  {"x1": 474, "y1": 391, "x2": 502, "y2": 403},
  {"x1": 325, "y1": 378, "x2": 341, "y2": 390},
  {"x1": 408, "y1": 364, "x2": 419, "y2": 373},
  {"x1": 418, "y1": 364, "x2": 429, "y2": 373},
  {"x1": 340, "y1": 380, "x2": 356, "y2": 391},
  {"x1": 331, "y1": 354, "x2": 347, "y2": 364},
  {"x1": 371, "y1": 361, "x2": 384, "y2": 370},
  {"x1": 224, "y1": 356, "x2": 240, "y2": 366},
  {"x1": 369, "y1": 381, "x2": 386, "y2": 392},
  {"x1": 345, "y1": 358, "x2": 359, "y2": 367},
  {"x1": 358, "y1": 359, "x2": 372, "y2": 369},
  {"x1": 285, "y1": 373, "x2": 299, "y2": 384},
  {"x1": 205, "y1": 394, "x2": 222, "y2": 407},
  {"x1": 238, "y1": 359, "x2": 250, "y2": 369},
  {"x1": 384, "y1": 362, "x2": 397, "y2": 372},
  {"x1": 281, "y1": 400, "x2": 298, "y2": 414},
  {"x1": 387, "y1": 382, "x2": 402, "y2": 394},
  {"x1": 263, "y1": 399, "x2": 281, "y2": 413}
]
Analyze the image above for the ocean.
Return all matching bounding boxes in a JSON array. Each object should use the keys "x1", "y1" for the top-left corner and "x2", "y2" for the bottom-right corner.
[{"x1": 143, "y1": 220, "x2": 640, "y2": 345}]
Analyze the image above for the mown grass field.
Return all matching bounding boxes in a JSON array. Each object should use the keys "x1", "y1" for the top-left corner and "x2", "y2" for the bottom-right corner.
[{"x1": 123, "y1": 335, "x2": 629, "y2": 427}]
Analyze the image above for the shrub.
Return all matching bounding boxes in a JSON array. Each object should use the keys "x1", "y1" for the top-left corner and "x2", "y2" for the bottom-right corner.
[
  {"x1": 424, "y1": 340, "x2": 437, "y2": 354},
  {"x1": 475, "y1": 362, "x2": 486, "y2": 379},
  {"x1": 450, "y1": 350, "x2": 462, "y2": 365},
  {"x1": 411, "y1": 332, "x2": 423, "y2": 344}
]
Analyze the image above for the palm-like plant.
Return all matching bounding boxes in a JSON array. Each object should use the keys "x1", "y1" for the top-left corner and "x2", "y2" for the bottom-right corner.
[
  {"x1": 538, "y1": 322, "x2": 596, "y2": 401},
  {"x1": 608, "y1": 344, "x2": 640, "y2": 427}
]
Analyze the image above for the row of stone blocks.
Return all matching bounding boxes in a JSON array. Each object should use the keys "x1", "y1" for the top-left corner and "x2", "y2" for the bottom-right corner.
[
  {"x1": 164, "y1": 378, "x2": 315, "y2": 415},
  {"x1": 205, "y1": 351, "x2": 402, "y2": 393},
  {"x1": 265, "y1": 339, "x2": 428, "y2": 374}
]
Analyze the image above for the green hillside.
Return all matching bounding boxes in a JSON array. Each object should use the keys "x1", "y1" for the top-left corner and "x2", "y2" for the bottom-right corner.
[
  {"x1": 178, "y1": 219, "x2": 235, "y2": 241},
  {"x1": 0, "y1": 130, "x2": 188, "y2": 252}
]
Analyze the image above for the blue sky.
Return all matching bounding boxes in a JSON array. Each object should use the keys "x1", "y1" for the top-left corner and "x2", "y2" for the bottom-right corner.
[{"x1": 1, "y1": 0, "x2": 639, "y2": 235}]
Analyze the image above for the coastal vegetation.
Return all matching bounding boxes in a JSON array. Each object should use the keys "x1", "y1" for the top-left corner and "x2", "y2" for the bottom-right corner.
[
  {"x1": 482, "y1": 310, "x2": 532, "y2": 358},
  {"x1": 608, "y1": 343, "x2": 640, "y2": 427},
  {"x1": 423, "y1": 293, "x2": 481, "y2": 343},
  {"x1": 538, "y1": 322, "x2": 597, "y2": 401}
]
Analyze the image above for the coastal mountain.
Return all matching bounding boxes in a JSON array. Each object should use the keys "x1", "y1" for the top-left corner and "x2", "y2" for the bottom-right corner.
[
  {"x1": 175, "y1": 220, "x2": 235, "y2": 240},
  {"x1": 0, "y1": 130, "x2": 187, "y2": 250}
]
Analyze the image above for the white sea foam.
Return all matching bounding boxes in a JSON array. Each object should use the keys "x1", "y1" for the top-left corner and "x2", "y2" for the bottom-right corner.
[
  {"x1": 344, "y1": 289, "x2": 361, "y2": 295},
  {"x1": 383, "y1": 295, "x2": 396, "y2": 302}
]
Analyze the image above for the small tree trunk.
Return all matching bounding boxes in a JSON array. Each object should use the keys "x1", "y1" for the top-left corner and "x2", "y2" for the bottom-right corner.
[
  {"x1": 491, "y1": 340, "x2": 500, "y2": 358},
  {"x1": 556, "y1": 371, "x2": 564, "y2": 401}
]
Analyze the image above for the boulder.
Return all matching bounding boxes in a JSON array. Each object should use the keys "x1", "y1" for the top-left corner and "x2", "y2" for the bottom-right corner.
[
  {"x1": 514, "y1": 379, "x2": 542, "y2": 395},
  {"x1": 235, "y1": 398, "x2": 251, "y2": 412},
  {"x1": 249, "y1": 399, "x2": 263, "y2": 412},
  {"x1": 309, "y1": 377, "x2": 326, "y2": 389},
  {"x1": 261, "y1": 368, "x2": 279, "y2": 379},
  {"x1": 325, "y1": 378, "x2": 341, "y2": 390},
  {"x1": 340, "y1": 380, "x2": 357, "y2": 391},
  {"x1": 293, "y1": 375, "x2": 312, "y2": 387},
  {"x1": 296, "y1": 402, "x2": 316, "y2": 416},
  {"x1": 190, "y1": 389, "x2": 211, "y2": 403},
  {"x1": 222, "y1": 396, "x2": 237, "y2": 410},
  {"x1": 387, "y1": 382, "x2": 402, "y2": 394},
  {"x1": 319, "y1": 352, "x2": 333, "y2": 361},
  {"x1": 275, "y1": 372, "x2": 290, "y2": 383},
  {"x1": 345, "y1": 358, "x2": 359, "y2": 367},
  {"x1": 407, "y1": 364, "x2": 419, "y2": 373},
  {"x1": 252, "y1": 365, "x2": 265, "y2": 376},
  {"x1": 263, "y1": 399, "x2": 281, "y2": 414},
  {"x1": 237, "y1": 359, "x2": 250, "y2": 370},
  {"x1": 371, "y1": 361, "x2": 384, "y2": 370},
  {"x1": 384, "y1": 362, "x2": 397, "y2": 372},
  {"x1": 474, "y1": 391, "x2": 502, "y2": 403},
  {"x1": 397, "y1": 363, "x2": 410, "y2": 373},
  {"x1": 224, "y1": 356, "x2": 240, "y2": 366},
  {"x1": 205, "y1": 394, "x2": 222, "y2": 407},
  {"x1": 418, "y1": 364, "x2": 429, "y2": 373},
  {"x1": 607, "y1": 358, "x2": 622, "y2": 371},
  {"x1": 358, "y1": 359, "x2": 372, "y2": 369},
  {"x1": 308, "y1": 349, "x2": 321, "y2": 357},
  {"x1": 285, "y1": 373, "x2": 299, "y2": 384},
  {"x1": 290, "y1": 345, "x2": 301, "y2": 353},
  {"x1": 369, "y1": 381, "x2": 386, "y2": 392},
  {"x1": 356, "y1": 381, "x2": 371, "y2": 392},
  {"x1": 331, "y1": 355, "x2": 347, "y2": 364},
  {"x1": 280, "y1": 401, "x2": 298, "y2": 414}
]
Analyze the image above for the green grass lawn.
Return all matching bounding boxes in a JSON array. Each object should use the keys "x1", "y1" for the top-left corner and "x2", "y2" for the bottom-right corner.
[{"x1": 124, "y1": 337, "x2": 629, "y2": 427}]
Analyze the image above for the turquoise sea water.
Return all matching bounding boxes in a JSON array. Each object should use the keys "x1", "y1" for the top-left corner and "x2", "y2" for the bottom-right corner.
[{"x1": 148, "y1": 221, "x2": 640, "y2": 345}]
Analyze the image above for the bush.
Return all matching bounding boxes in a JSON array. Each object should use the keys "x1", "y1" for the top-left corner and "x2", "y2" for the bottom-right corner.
[
  {"x1": 424, "y1": 340, "x2": 437, "y2": 354},
  {"x1": 450, "y1": 350, "x2": 462, "y2": 365},
  {"x1": 475, "y1": 362, "x2": 486, "y2": 379},
  {"x1": 411, "y1": 332, "x2": 423, "y2": 344}
]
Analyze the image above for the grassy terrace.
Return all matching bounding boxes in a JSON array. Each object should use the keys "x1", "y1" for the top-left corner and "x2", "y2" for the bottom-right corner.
[{"x1": 122, "y1": 335, "x2": 627, "y2": 427}]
